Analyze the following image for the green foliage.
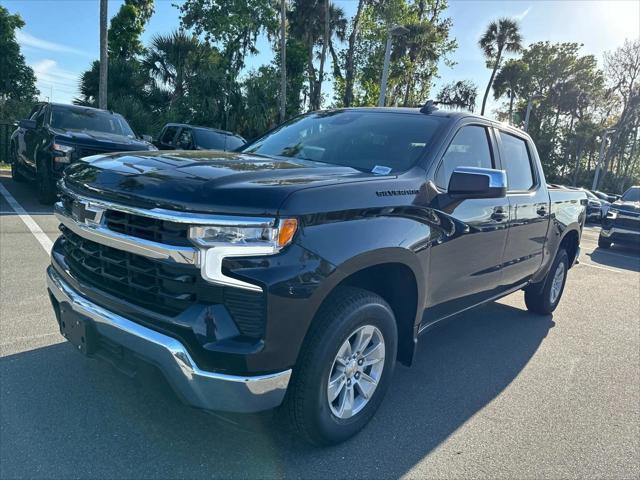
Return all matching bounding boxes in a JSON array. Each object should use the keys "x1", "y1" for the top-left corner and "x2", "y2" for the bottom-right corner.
[
  {"x1": 0, "y1": 5, "x2": 39, "y2": 122},
  {"x1": 178, "y1": 0, "x2": 278, "y2": 74},
  {"x1": 346, "y1": 0, "x2": 456, "y2": 107},
  {"x1": 108, "y1": 0, "x2": 155, "y2": 59},
  {"x1": 436, "y1": 80, "x2": 477, "y2": 112}
]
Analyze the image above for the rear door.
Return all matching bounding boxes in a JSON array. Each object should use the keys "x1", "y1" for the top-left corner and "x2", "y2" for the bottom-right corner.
[
  {"x1": 497, "y1": 130, "x2": 549, "y2": 286},
  {"x1": 424, "y1": 122, "x2": 510, "y2": 322}
]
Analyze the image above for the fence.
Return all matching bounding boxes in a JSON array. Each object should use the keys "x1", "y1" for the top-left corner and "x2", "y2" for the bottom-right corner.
[{"x1": 0, "y1": 123, "x2": 11, "y2": 164}]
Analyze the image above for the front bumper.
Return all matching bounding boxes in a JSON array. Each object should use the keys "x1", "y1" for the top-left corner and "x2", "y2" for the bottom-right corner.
[
  {"x1": 600, "y1": 226, "x2": 640, "y2": 245},
  {"x1": 47, "y1": 266, "x2": 291, "y2": 413}
]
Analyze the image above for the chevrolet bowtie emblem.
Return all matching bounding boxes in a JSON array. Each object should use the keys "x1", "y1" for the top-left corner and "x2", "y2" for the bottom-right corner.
[{"x1": 71, "y1": 200, "x2": 105, "y2": 225}]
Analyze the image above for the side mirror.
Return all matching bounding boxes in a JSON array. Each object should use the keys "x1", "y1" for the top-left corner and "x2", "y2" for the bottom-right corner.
[
  {"x1": 19, "y1": 119, "x2": 37, "y2": 130},
  {"x1": 141, "y1": 134, "x2": 153, "y2": 142},
  {"x1": 448, "y1": 167, "x2": 507, "y2": 199}
]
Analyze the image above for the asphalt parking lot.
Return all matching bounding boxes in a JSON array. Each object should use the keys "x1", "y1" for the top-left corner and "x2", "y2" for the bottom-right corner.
[{"x1": 0, "y1": 171, "x2": 638, "y2": 480}]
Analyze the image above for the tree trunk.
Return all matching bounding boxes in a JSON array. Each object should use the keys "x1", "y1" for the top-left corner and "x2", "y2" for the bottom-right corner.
[
  {"x1": 343, "y1": 0, "x2": 366, "y2": 107},
  {"x1": 312, "y1": 0, "x2": 330, "y2": 111},
  {"x1": 480, "y1": 50, "x2": 501, "y2": 115},
  {"x1": 98, "y1": 0, "x2": 108, "y2": 109},
  {"x1": 279, "y1": 0, "x2": 286, "y2": 122}
]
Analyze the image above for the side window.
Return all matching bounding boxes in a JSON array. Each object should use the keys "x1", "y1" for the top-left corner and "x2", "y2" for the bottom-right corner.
[
  {"x1": 436, "y1": 125, "x2": 493, "y2": 188},
  {"x1": 161, "y1": 126, "x2": 179, "y2": 145},
  {"x1": 176, "y1": 129, "x2": 193, "y2": 149},
  {"x1": 500, "y1": 132, "x2": 535, "y2": 191},
  {"x1": 28, "y1": 105, "x2": 41, "y2": 120},
  {"x1": 35, "y1": 105, "x2": 48, "y2": 127}
]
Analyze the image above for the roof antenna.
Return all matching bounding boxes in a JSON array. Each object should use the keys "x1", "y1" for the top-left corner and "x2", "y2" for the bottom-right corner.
[{"x1": 420, "y1": 99, "x2": 439, "y2": 114}]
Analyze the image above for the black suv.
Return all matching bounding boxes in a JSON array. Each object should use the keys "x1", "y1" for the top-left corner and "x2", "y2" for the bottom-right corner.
[
  {"x1": 155, "y1": 123, "x2": 246, "y2": 151},
  {"x1": 9, "y1": 103, "x2": 156, "y2": 203}
]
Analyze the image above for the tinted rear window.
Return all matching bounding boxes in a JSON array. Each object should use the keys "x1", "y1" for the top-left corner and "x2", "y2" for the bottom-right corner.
[{"x1": 194, "y1": 129, "x2": 226, "y2": 150}]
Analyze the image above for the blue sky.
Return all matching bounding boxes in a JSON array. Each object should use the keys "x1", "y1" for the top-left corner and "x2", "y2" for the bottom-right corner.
[{"x1": 4, "y1": 0, "x2": 639, "y2": 117}]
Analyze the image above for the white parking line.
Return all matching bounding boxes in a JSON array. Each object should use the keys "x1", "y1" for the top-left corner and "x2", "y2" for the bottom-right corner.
[
  {"x1": 577, "y1": 262, "x2": 624, "y2": 274},
  {"x1": 0, "y1": 182, "x2": 53, "y2": 255}
]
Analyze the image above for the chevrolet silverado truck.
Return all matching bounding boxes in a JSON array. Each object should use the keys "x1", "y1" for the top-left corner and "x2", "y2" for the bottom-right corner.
[
  {"x1": 10, "y1": 102, "x2": 156, "y2": 204},
  {"x1": 46, "y1": 106, "x2": 587, "y2": 445},
  {"x1": 599, "y1": 185, "x2": 640, "y2": 248}
]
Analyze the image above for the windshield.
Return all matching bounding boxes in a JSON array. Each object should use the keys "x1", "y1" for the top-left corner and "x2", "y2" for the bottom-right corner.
[
  {"x1": 194, "y1": 129, "x2": 226, "y2": 149},
  {"x1": 241, "y1": 110, "x2": 446, "y2": 173},
  {"x1": 621, "y1": 187, "x2": 640, "y2": 202},
  {"x1": 50, "y1": 106, "x2": 135, "y2": 137}
]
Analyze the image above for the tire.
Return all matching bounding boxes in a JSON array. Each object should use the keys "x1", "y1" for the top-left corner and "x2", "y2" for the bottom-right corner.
[
  {"x1": 598, "y1": 235, "x2": 612, "y2": 249},
  {"x1": 524, "y1": 249, "x2": 569, "y2": 315},
  {"x1": 285, "y1": 286, "x2": 398, "y2": 446},
  {"x1": 36, "y1": 159, "x2": 57, "y2": 204},
  {"x1": 10, "y1": 151, "x2": 26, "y2": 183}
]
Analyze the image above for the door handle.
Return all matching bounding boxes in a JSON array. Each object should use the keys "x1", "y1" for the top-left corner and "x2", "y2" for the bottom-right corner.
[
  {"x1": 536, "y1": 206, "x2": 547, "y2": 216},
  {"x1": 491, "y1": 209, "x2": 508, "y2": 221}
]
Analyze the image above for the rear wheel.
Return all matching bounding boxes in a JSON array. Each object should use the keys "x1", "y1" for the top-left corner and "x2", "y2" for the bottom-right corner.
[
  {"x1": 598, "y1": 235, "x2": 612, "y2": 249},
  {"x1": 36, "y1": 159, "x2": 57, "y2": 204},
  {"x1": 525, "y1": 249, "x2": 569, "y2": 315},
  {"x1": 285, "y1": 287, "x2": 397, "y2": 446}
]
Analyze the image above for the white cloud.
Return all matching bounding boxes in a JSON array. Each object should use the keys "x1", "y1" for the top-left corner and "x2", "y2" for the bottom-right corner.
[
  {"x1": 31, "y1": 59, "x2": 80, "y2": 103},
  {"x1": 514, "y1": 6, "x2": 532, "y2": 21},
  {"x1": 16, "y1": 31, "x2": 90, "y2": 57}
]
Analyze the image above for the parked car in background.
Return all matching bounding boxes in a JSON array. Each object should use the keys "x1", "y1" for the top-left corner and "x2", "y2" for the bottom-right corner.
[
  {"x1": 47, "y1": 106, "x2": 586, "y2": 445},
  {"x1": 155, "y1": 123, "x2": 246, "y2": 151},
  {"x1": 591, "y1": 190, "x2": 617, "y2": 203},
  {"x1": 583, "y1": 189, "x2": 609, "y2": 222},
  {"x1": 599, "y1": 186, "x2": 640, "y2": 248},
  {"x1": 9, "y1": 103, "x2": 156, "y2": 204}
]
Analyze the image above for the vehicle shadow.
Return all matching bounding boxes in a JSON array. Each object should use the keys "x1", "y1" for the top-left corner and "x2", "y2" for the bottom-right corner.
[
  {"x1": 0, "y1": 175, "x2": 54, "y2": 216},
  {"x1": 590, "y1": 244, "x2": 640, "y2": 272},
  {"x1": 0, "y1": 303, "x2": 554, "y2": 479}
]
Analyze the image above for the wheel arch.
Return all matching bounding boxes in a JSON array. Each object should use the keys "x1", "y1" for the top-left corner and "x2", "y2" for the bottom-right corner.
[{"x1": 304, "y1": 249, "x2": 426, "y2": 367}]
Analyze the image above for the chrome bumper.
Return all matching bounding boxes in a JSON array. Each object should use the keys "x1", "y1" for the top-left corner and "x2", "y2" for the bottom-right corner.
[
  {"x1": 47, "y1": 266, "x2": 291, "y2": 413},
  {"x1": 600, "y1": 226, "x2": 640, "y2": 238}
]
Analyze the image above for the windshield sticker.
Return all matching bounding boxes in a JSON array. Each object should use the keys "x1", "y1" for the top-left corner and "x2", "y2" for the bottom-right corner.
[{"x1": 372, "y1": 165, "x2": 392, "y2": 175}]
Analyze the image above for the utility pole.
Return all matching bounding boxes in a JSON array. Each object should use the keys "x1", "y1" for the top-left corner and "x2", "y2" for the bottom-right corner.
[
  {"x1": 279, "y1": 0, "x2": 286, "y2": 123},
  {"x1": 592, "y1": 128, "x2": 616, "y2": 191},
  {"x1": 98, "y1": 0, "x2": 108, "y2": 109},
  {"x1": 378, "y1": 25, "x2": 409, "y2": 107}
]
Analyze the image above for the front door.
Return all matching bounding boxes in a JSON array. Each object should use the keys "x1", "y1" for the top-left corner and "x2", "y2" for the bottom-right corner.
[{"x1": 424, "y1": 124, "x2": 510, "y2": 324}]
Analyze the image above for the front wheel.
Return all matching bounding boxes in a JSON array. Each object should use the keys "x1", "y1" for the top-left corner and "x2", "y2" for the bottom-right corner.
[
  {"x1": 285, "y1": 287, "x2": 398, "y2": 446},
  {"x1": 36, "y1": 160, "x2": 57, "y2": 204},
  {"x1": 524, "y1": 249, "x2": 569, "y2": 315}
]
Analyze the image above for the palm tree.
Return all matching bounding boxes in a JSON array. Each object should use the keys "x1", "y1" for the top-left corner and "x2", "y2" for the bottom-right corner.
[
  {"x1": 479, "y1": 17, "x2": 522, "y2": 116},
  {"x1": 493, "y1": 59, "x2": 527, "y2": 123},
  {"x1": 143, "y1": 31, "x2": 203, "y2": 105},
  {"x1": 289, "y1": 0, "x2": 346, "y2": 111},
  {"x1": 98, "y1": 0, "x2": 108, "y2": 109}
]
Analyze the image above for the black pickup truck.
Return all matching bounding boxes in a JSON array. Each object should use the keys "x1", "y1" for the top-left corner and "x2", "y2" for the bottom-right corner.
[
  {"x1": 46, "y1": 107, "x2": 586, "y2": 445},
  {"x1": 599, "y1": 186, "x2": 640, "y2": 248},
  {"x1": 10, "y1": 103, "x2": 156, "y2": 203}
]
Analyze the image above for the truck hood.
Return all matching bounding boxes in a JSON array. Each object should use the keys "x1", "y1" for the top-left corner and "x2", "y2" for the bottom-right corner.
[
  {"x1": 612, "y1": 200, "x2": 640, "y2": 214},
  {"x1": 51, "y1": 128, "x2": 153, "y2": 151},
  {"x1": 63, "y1": 150, "x2": 392, "y2": 215}
]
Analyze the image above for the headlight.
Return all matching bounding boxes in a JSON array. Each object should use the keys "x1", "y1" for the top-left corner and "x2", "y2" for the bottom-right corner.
[
  {"x1": 189, "y1": 219, "x2": 298, "y2": 290},
  {"x1": 189, "y1": 219, "x2": 297, "y2": 251},
  {"x1": 52, "y1": 143, "x2": 74, "y2": 164}
]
